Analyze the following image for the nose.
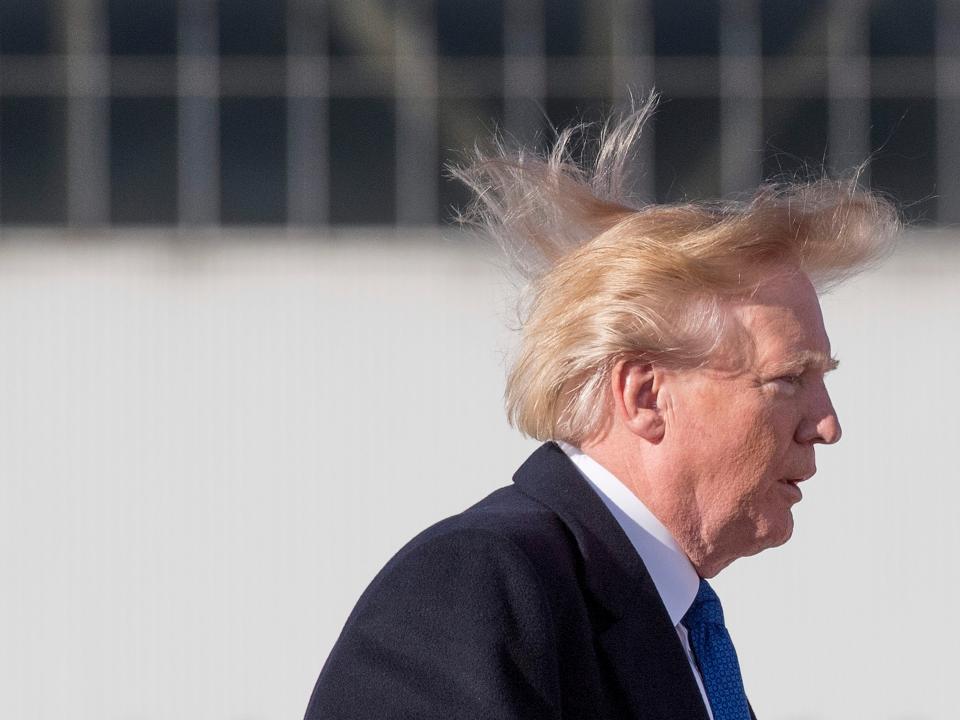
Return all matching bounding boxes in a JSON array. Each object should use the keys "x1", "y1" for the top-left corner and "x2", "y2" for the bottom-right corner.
[
  {"x1": 796, "y1": 387, "x2": 842, "y2": 446},
  {"x1": 814, "y1": 408, "x2": 842, "y2": 445}
]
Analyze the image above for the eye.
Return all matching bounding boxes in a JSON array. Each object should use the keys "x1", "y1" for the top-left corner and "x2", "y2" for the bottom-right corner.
[{"x1": 775, "y1": 374, "x2": 804, "y2": 387}]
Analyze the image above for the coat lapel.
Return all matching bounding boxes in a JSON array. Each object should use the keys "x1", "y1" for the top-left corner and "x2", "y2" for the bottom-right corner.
[{"x1": 513, "y1": 442, "x2": 711, "y2": 720}]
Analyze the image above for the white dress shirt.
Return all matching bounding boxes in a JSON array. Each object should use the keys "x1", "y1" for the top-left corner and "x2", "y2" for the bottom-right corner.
[{"x1": 558, "y1": 442, "x2": 715, "y2": 720}]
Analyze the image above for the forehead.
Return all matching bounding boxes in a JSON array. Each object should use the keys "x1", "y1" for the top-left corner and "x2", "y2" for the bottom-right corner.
[{"x1": 727, "y1": 271, "x2": 832, "y2": 368}]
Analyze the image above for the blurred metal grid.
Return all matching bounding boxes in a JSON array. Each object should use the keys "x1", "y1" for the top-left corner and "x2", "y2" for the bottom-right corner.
[
  {"x1": 827, "y1": 0, "x2": 871, "y2": 181},
  {"x1": 177, "y1": 0, "x2": 219, "y2": 226},
  {"x1": 0, "y1": 0, "x2": 951, "y2": 228},
  {"x1": 287, "y1": 0, "x2": 329, "y2": 226},
  {"x1": 64, "y1": 0, "x2": 110, "y2": 226}
]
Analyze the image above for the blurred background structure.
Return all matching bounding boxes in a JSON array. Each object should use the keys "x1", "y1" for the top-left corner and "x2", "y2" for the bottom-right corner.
[
  {"x1": 0, "y1": 0, "x2": 954, "y2": 229},
  {"x1": 1, "y1": 2, "x2": 959, "y2": 720}
]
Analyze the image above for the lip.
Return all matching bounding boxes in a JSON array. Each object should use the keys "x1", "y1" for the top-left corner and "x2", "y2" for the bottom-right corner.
[{"x1": 778, "y1": 478, "x2": 803, "y2": 501}]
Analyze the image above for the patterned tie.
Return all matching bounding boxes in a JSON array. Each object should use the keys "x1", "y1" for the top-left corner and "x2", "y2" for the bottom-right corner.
[{"x1": 682, "y1": 579, "x2": 751, "y2": 720}]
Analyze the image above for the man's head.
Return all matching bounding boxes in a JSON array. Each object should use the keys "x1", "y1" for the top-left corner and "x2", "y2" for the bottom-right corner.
[
  {"x1": 603, "y1": 269, "x2": 842, "y2": 576},
  {"x1": 453, "y1": 99, "x2": 898, "y2": 574}
]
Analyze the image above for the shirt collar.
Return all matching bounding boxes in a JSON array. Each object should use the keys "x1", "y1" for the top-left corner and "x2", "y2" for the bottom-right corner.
[{"x1": 558, "y1": 442, "x2": 701, "y2": 627}]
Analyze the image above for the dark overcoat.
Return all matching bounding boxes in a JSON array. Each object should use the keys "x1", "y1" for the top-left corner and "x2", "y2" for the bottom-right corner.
[{"x1": 305, "y1": 442, "x2": 749, "y2": 719}]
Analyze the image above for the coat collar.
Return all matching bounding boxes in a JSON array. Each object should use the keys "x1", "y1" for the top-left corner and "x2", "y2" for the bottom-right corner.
[{"x1": 513, "y1": 442, "x2": 711, "y2": 720}]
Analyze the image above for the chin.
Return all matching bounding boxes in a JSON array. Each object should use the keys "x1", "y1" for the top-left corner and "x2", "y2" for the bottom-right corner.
[
  {"x1": 740, "y1": 513, "x2": 795, "y2": 559},
  {"x1": 759, "y1": 513, "x2": 794, "y2": 551},
  {"x1": 707, "y1": 512, "x2": 795, "y2": 572}
]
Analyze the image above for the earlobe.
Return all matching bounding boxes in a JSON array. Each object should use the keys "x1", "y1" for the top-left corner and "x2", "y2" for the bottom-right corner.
[{"x1": 612, "y1": 359, "x2": 666, "y2": 442}]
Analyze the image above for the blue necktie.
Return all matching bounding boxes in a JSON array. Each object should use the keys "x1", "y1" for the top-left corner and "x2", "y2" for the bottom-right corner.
[{"x1": 682, "y1": 579, "x2": 751, "y2": 720}]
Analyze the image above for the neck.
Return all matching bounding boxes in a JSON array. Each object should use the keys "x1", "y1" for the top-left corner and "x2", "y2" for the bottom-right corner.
[{"x1": 578, "y1": 438, "x2": 730, "y2": 578}]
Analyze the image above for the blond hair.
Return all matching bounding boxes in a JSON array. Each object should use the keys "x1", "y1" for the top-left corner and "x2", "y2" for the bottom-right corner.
[{"x1": 450, "y1": 96, "x2": 899, "y2": 445}]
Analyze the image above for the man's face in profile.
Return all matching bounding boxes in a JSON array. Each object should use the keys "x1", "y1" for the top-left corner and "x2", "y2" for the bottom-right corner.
[{"x1": 658, "y1": 271, "x2": 842, "y2": 573}]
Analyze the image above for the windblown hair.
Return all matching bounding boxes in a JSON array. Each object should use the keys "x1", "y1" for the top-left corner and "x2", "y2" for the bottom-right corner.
[{"x1": 450, "y1": 95, "x2": 899, "y2": 445}]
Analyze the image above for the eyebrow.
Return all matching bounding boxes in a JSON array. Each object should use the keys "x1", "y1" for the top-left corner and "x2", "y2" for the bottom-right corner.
[{"x1": 766, "y1": 351, "x2": 840, "y2": 376}]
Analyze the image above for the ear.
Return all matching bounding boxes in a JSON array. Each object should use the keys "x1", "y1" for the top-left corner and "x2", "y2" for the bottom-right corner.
[{"x1": 610, "y1": 358, "x2": 665, "y2": 442}]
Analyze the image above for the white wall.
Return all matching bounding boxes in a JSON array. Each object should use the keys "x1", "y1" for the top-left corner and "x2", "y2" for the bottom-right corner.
[{"x1": 0, "y1": 229, "x2": 956, "y2": 719}]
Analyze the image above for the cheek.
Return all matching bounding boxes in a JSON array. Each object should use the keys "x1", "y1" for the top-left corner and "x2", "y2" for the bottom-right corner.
[
  {"x1": 666, "y1": 379, "x2": 793, "y2": 487},
  {"x1": 694, "y1": 398, "x2": 781, "y2": 463},
  {"x1": 698, "y1": 405, "x2": 787, "y2": 502}
]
